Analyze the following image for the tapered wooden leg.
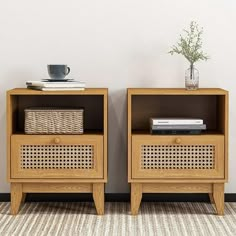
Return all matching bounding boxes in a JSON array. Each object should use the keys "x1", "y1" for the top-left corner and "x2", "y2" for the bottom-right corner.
[
  {"x1": 93, "y1": 183, "x2": 104, "y2": 215},
  {"x1": 209, "y1": 193, "x2": 214, "y2": 204},
  {"x1": 131, "y1": 183, "x2": 142, "y2": 215},
  {"x1": 213, "y1": 183, "x2": 224, "y2": 215},
  {"x1": 11, "y1": 183, "x2": 24, "y2": 215},
  {"x1": 22, "y1": 193, "x2": 27, "y2": 203}
]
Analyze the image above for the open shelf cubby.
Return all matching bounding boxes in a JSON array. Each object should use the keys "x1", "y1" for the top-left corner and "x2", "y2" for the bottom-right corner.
[
  {"x1": 131, "y1": 94, "x2": 226, "y2": 134},
  {"x1": 10, "y1": 94, "x2": 104, "y2": 134}
]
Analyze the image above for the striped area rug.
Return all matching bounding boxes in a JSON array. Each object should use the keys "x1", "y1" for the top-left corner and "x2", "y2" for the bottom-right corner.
[{"x1": 0, "y1": 202, "x2": 236, "y2": 236}]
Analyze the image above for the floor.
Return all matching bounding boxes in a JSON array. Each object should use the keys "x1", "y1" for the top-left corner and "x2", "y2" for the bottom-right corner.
[{"x1": 0, "y1": 202, "x2": 236, "y2": 236}]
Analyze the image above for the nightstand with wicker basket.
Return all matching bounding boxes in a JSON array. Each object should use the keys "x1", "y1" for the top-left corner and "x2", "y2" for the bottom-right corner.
[{"x1": 7, "y1": 88, "x2": 108, "y2": 215}]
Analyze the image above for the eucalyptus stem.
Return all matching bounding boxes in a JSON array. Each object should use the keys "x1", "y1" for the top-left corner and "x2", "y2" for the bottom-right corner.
[
  {"x1": 169, "y1": 21, "x2": 209, "y2": 65},
  {"x1": 190, "y1": 63, "x2": 194, "y2": 80}
]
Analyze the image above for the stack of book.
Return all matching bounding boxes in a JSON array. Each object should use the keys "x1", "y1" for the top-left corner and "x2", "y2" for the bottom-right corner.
[
  {"x1": 150, "y1": 118, "x2": 206, "y2": 134},
  {"x1": 26, "y1": 80, "x2": 85, "y2": 91}
]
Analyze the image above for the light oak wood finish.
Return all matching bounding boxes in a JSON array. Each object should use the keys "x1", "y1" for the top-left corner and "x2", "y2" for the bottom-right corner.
[
  {"x1": 93, "y1": 183, "x2": 104, "y2": 215},
  {"x1": 209, "y1": 193, "x2": 214, "y2": 204},
  {"x1": 7, "y1": 88, "x2": 108, "y2": 95},
  {"x1": 213, "y1": 183, "x2": 225, "y2": 215},
  {"x1": 131, "y1": 183, "x2": 142, "y2": 215},
  {"x1": 129, "y1": 179, "x2": 226, "y2": 183},
  {"x1": 9, "y1": 179, "x2": 106, "y2": 183},
  {"x1": 11, "y1": 183, "x2": 24, "y2": 215},
  {"x1": 127, "y1": 88, "x2": 228, "y2": 95},
  {"x1": 21, "y1": 193, "x2": 27, "y2": 203},
  {"x1": 22, "y1": 183, "x2": 92, "y2": 193},
  {"x1": 7, "y1": 88, "x2": 108, "y2": 215},
  {"x1": 142, "y1": 183, "x2": 212, "y2": 193},
  {"x1": 128, "y1": 88, "x2": 228, "y2": 215},
  {"x1": 103, "y1": 91, "x2": 108, "y2": 182}
]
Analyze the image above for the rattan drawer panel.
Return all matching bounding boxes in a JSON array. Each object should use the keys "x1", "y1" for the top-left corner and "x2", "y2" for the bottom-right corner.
[
  {"x1": 11, "y1": 135, "x2": 103, "y2": 179},
  {"x1": 141, "y1": 144, "x2": 215, "y2": 170},
  {"x1": 20, "y1": 144, "x2": 94, "y2": 170},
  {"x1": 132, "y1": 135, "x2": 224, "y2": 179}
]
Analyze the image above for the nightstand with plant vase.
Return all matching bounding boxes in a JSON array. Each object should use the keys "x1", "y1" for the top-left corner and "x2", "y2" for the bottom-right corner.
[{"x1": 128, "y1": 88, "x2": 228, "y2": 215}]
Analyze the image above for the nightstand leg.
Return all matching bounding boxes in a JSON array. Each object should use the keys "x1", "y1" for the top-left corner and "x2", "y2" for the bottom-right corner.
[
  {"x1": 22, "y1": 193, "x2": 27, "y2": 203},
  {"x1": 131, "y1": 183, "x2": 142, "y2": 215},
  {"x1": 209, "y1": 193, "x2": 214, "y2": 204},
  {"x1": 11, "y1": 183, "x2": 24, "y2": 215},
  {"x1": 93, "y1": 183, "x2": 104, "y2": 215},
  {"x1": 213, "y1": 183, "x2": 224, "y2": 215}
]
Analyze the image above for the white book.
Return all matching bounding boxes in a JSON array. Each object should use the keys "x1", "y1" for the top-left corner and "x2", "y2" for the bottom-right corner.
[
  {"x1": 150, "y1": 118, "x2": 203, "y2": 125},
  {"x1": 26, "y1": 80, "x2": 85, "y2": 88},
  {"x1": 27, "y1": 86, "x2": 85, "y2": 91}
]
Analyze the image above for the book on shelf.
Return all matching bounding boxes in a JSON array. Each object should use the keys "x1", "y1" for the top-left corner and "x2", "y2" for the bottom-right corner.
[
  {"x1": 26, "y1": 80, "x2": 85, "y2": 88},
  {"x1": 27, "y1": 86, "x2": 85, "y2": 91},
  {"x1": 151, "y1": 124, "x2": 206, "y2": 130},
  {"x1": 151, "y1": 130, "x2": 202, "y2": 135},
  {"x1": 150, "y1": 118, "x2": 203, "y2": 125}
]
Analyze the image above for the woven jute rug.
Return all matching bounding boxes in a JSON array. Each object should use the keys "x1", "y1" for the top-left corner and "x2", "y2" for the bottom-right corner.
[{"x1": 0, "y1": 202, "x2": 236, "y2": 236}]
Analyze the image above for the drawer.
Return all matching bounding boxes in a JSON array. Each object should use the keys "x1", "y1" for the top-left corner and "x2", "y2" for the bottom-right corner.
[
  {"x1": 11, "y1": 135, "x2": 103, "y2": 179},
  {"x1": 132, "y1": 135, "x2": 224, "y2": 179}
]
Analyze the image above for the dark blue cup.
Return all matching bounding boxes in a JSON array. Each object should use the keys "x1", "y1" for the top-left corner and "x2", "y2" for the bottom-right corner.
[{"x1": 47, "y1": 64, "x2": 70, "y2": 80}]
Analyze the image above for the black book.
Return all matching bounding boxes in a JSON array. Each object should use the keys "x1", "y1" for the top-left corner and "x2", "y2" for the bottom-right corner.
[{"x1": 151, "y1": 130, "x2": 202, "y2": 135}]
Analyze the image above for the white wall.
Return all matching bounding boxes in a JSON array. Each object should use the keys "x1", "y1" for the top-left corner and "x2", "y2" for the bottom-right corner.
[{"x1": 0, "y1": 0, "x2": 235, "y2": 193}]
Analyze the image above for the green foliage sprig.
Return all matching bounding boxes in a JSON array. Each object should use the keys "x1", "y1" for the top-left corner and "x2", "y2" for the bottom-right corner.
[{"x1": 169, "y1": 21, "x2": 209, "y2": 66}]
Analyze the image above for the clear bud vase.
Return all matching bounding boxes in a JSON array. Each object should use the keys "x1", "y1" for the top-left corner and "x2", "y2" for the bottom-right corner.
[{"x1": 185, "y1": 65, "x2": 199, "y2": 90}]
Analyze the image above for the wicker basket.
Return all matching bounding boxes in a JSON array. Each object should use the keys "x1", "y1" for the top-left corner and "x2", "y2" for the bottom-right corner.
[{"x1": 24, "y1": 108, "x2": 84, "y2": 134}]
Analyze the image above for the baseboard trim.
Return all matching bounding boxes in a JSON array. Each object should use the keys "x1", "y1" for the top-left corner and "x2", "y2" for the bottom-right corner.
[{"x1": 0, "y1": 193, "x2": 236, "y2": 202}]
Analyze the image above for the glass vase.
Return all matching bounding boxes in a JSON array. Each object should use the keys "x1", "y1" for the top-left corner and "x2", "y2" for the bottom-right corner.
[{"x1": 185, "y1": 65, "x2": 199, "y2": 90}]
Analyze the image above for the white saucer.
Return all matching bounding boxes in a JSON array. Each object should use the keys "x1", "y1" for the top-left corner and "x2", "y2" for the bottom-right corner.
[{"x1": 42, "y1": 79, "x2": 74, "y2": 82}]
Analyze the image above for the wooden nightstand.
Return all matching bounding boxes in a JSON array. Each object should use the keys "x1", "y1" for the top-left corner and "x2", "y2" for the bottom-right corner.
[
  {"x1": 7, "y1": 88, "x2": 108, "y2": 215},
  {"x1": 127, "y1": 88, "x2": 228, "y2": 215}
]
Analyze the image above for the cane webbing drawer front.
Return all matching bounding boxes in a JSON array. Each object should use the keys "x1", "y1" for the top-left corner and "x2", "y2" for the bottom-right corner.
[
  {"x1": 132, "y1": 135, "x2": 224, "y2": 179},
  {"x1": 141, "y1": 144, "x2": 215, "y2": 170},
  {"x1": 11, "y1": 135, "x2": 103, "y2": 179},
  {"x1": 20, "y1": 145, "x2": 94, "y2": 170}
]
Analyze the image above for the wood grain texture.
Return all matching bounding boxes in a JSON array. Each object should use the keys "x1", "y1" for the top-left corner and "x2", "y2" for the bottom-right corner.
[
  {"x1": 7, "y1": 88, "x2": 107, "y2": 215},
  {"x1": 127, "y1": 88, "x2": 228, "y2": 215},
  {"x1": 22, "y1": 193, "x2": 27, "y2": 203},
  {"x1": 6, "y1": 93, "x2": 16, "y2": 181},
  {"x1": 128, "y1": 179, "x2": 226, "y2": 183},
  {"x1": 213, "y1": 183, "x2": 225, "y2": 215},
  {"x1": 93, "y1": 183, "x2": 104, "y2": 215},
  {"x1": 127, "y1": 88, "x2": 228, "y2": 95},
  {"x1": 9, "y1": 179, "x2": 107, "y2": 183},
  {"x1": 22, "y1": 183, "x2": 92, "y2": 193},
  {"x1": 6, "y1": 92, "x2": 11, "y2": 182},
  {"x1": 7, "y1": 88, "x2": 108, "y2": 95},
  {"x1": 209, "y1": 193, "x2": 214, "y2": 204},
  {"x1": 103, "y1": 90, "x2": 108, "y2": 182},
  {"x1": 223, "y1": 93, "x2": 229, "y2": 182},
  {"x1": 11, "y1": 183, "x2": 23, "y2": 215},
  {"x1": 142, "y1": 183, "x2": 212, "y2": 193},
  {"x1": 131, "y1": 183, "x2": 142, "y2": 215},
  {"x1": 127, "y1": 89, "x2": 132, "y2": 182}
]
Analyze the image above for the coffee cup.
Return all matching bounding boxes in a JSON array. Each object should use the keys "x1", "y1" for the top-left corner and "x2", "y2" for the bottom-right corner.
[{"x1": 47, "y1": 64, "x2": 70, "y2": 80}]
